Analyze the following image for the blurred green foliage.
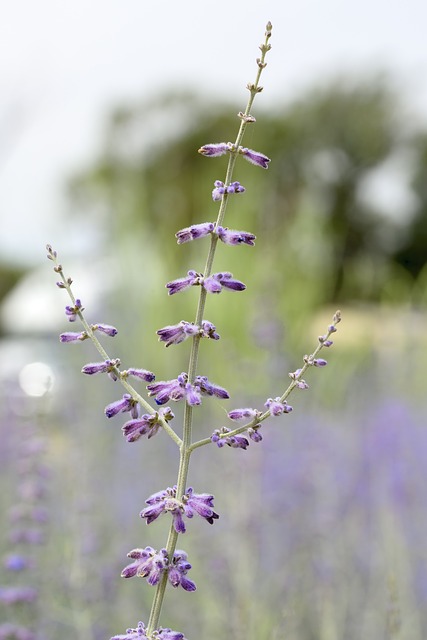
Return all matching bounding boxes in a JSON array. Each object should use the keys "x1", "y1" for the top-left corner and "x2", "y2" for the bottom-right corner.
[{"x1": 65, "y1": 77, "x2": 427, "y2": 396}]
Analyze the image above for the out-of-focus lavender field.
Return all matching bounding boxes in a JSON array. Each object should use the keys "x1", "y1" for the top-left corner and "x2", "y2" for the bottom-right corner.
[{"x1": 1, "y1": 329, "x2": 426, "y2": 640}]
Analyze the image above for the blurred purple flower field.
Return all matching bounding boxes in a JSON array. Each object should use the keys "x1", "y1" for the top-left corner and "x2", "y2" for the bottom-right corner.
[{"x1": 1, "y1": 378, "x2": 426, "y2": 639}]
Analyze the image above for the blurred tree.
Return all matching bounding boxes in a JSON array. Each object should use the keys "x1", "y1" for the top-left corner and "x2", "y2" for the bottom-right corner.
[{"x1": 66, "y1": 78, "x2": 425, "y2": 380}]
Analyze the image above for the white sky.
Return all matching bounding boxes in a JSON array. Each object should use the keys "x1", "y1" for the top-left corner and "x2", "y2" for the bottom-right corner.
[{"x1": 1, "y1": 0, "x2": 427, "y2": 265}]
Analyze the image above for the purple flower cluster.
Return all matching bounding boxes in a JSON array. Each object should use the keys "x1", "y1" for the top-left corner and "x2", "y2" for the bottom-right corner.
[
  {"x1": 147, "y1": 372, "x2": 229, "y2": 406},
  {"x1": 198, "y1": 141, "x2": 270, "y2": 169},
  {"x1": 157, "y1": 320, "x2": 220, "y2": 347},
  {"x1": 140, "y1": 486, "x2": 219, "y2": 534},
  {"x1": 264, "y1": 397, "x2": 293, "y2": 416},
  {"x1": 211, "y1": 427, "x2": 250, "y2": 449},
  {"x1": 166, "y1": 270, "x2": 245, "y2": 295},
  {"x1": 111, "y1": 621, "x2": 185, "y2": 640},
  {"x1": 121, "y1": 546, "x2": 196, "y2": 592},
  {"x1": 0, "y1": 408, "x2": 50, "y2": 639},
  {"x1": 175, "y1": 222, "x2": 255, "y2": 247},
  {"x1": 122, "y1": 407, "x2": 174, "y2": 443},
  {"x1": 211, "y1": 180, "x2": 245, "y2": 201},
  {"x1": 64, "y1": 298, "x2": 83, "y2": 321}
]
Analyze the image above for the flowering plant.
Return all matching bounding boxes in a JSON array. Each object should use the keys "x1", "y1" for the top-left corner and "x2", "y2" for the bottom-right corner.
[{"x1": 46, "y1": 22, "x2": 341, "y2": 640}]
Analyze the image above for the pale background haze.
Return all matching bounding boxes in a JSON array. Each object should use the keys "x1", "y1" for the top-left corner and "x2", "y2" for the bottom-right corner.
[{"x1": 1, "y1": 0, "x2": 427, "y2": 265}]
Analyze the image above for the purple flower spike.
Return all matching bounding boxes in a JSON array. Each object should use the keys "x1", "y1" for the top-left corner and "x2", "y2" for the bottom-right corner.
[
  {"x1": 228, "y1": 408, "x2": 258, "y2": 421},
  {"x1": 124, "y1": 368, "x2": 156, "y2": 382},
  {"x1": 264, "y1": 397, "x2": 293, "y2": 415},
  {"x1": 92, "y1": 323, "x2": 118, "y2": 337},
  {"x1": 157, "y1": 320, "x2": 200, "y2": 347},
  {"x1": 168, "y1": 550, "x2": 196, "y2": 591},
  {"x1": 81, "y1": 358, "x2": 120, "y2": 380},
  {"x1": 166, "y1": 270, "x2": 200, "y2": 295},
  {"x1": 198, "y1": 142, "x2": 229, "y2": 157},
  {"x1": 64, "y1": 298, "x2": 83, "y2": 322},
  {"x1": 175, "y1": 222, "x2": 214, "y2": 244},
  {"x1": 203, "y1": 272, "x2": 246, "y2": 294},
  {"x1": 105, "y1": 394, "x2": 139, "y2": 419},
  {"x1": 59, "y1": 331, "x2": 88, "y2": 343},
  {"x1": 239, "y1": 146, "x2": 271, "y2": 169},
  {"x1": 217, "y1": 225, "x2": 256, "y2": 246}
]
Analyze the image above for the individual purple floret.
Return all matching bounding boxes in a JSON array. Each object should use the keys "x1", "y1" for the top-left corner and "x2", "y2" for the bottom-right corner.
[
  {"x1": 248, "y1": 427, "x2": 263, "y2": 442},
  {"x1": 203, "y1": 272, "x2": 246, "y2": 293},
  {"x1": 91, "y1": 323, "x2": 118, "y2": 337},
  {"x1": 81, "y1": 358, "x2": 120, "y2": 380},
  {"x1": 64, "y1": 298, "x2": 83, "y2": 322},
  {"x1": 168, "y1": 550, "x2": 196, "y2": 591},
  {"x1": 157, "y1": 321, "x2": 201, "y2": 347},
  {"x1": 239, "y1": 146, "x2": 271, "y2": 169},
  {"x1": 140, "y1": 486, "x2": 219, "y2": 533},
  {"x1": 289, "y1": 368, "x2": 309, "y2": 389},
  {"x1": 198, "y1": 142, "x2": 229, "y2": 157},
  {"x1": 217, "y1": 225, "x2": 256, "y2": 246},
  {"x1": 212, "y1": 180, "x2": 226, "y2": 201},
  {"x1": 147, "y1": 373, "x2": 229, "y2": 406},
  {"x1": 211, "y1": 427, "x2": 249, "y2": 450},
  {"x1": 183, "y1": 487, "x2": 219, "y2": 524},
  {"x1": 110, "y1": 621, "x2": 186, "y2": 640},
  {"x1": 175, "y1": 222, "x2": 214, "y2": 244},
  {"x1": 166, "y1": 270, "x2": 200, "y2": 295},
  {"x1": 147, "y1": 373, "x2": 192, "y2": 405},
  {"x1": 194, "y1": 375, "x2": 229, "y2": 399},
  {"x1": 105, "y1": 394, "x2": 139, "y2": 419},
  {"x1": 121, "y1": 407, "x2": 174, "y2": 443},
  {"x1": 59, "y1": 331, "x2": 88, "y2": 343},
  {"x1": 313, "y1": 358, "x2": 328, "y2": 367},
  {"x1": 201, "y1": 320, "x2": 220, "y2": 340},
  {"x1": 227, "y1": 180, "x2": 246, "y2": 194},
  {"x1": 264, "y1": 397, "x2": 293, "y2": 415},
  {"x1": 228, "y1": 408, "x2": 259, "y2": 421},
  {"x1": 121, "y1": 547, "x2": 168, "y2": 585},
  {"x1": 212, "y1": 180, "x2": 246, "y2": 201},
  {"x1": 124, "y1": 368, "x2": 156, "y2": 383}
]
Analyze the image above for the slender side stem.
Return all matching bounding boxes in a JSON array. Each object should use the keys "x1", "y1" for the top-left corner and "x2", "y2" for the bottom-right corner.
[
  {"x1": 189, "y1": 311, "x2": 341, "y2": 452},
  {"x1": 51, "y1": 258, "x2": 182, "y2": 447}
]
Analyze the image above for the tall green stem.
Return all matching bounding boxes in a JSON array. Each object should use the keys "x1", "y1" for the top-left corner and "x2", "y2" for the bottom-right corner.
[{"x1": 146, "y1": 23, "x2": 272, "y2": 635}]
